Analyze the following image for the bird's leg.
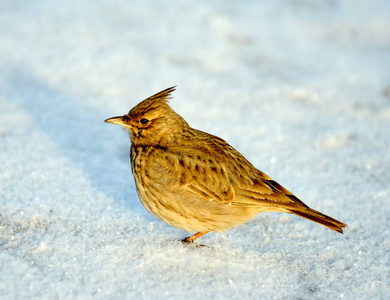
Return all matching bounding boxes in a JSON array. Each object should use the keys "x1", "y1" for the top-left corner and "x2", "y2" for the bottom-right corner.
[{"x1": 181, "y1": 231, "x2": 209, "y2": 243}]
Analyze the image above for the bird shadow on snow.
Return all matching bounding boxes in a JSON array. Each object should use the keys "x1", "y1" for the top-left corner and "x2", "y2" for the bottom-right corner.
[
  {"x1": 3, "y1": 67, "x2": 358, "y2": 298},
  {"x1": 3, "y1": 66, "x2": 142, "y2": 213},
  {"x1": 3, "y1": 66, "x2": 348, "y2": 267}
]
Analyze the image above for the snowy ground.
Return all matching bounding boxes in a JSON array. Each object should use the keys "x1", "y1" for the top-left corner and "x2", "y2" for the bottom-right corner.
[{"x1": 1, "y1": 0, "x2": 390, "y2": 299}]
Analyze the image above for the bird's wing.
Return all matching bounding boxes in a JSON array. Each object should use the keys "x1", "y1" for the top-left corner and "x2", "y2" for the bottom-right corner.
[
  {"x1": 147, "y1": 144, "x2": 347, "y2": 233},
  {"x1": 150, "y1": 146, "x2": 307, "y2": 209}
]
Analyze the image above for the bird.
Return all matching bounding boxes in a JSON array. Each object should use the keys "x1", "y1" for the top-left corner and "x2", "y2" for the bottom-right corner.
[{"x1": 104, "y1": 86, "x2": 346, "y2": 243}]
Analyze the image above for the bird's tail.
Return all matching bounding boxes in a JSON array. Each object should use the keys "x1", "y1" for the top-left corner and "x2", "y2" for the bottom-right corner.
[{"x1": 289, "y1": 207, "x2": 347, "y2": 233}]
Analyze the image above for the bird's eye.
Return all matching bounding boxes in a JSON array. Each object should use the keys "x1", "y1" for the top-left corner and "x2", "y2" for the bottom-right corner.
[{"x1": 140, "y1": 118, "x2": 149, "y2": 125}]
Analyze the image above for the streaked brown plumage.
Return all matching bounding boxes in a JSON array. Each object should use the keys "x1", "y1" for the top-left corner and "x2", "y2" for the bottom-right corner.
[{"x1": 105, "y1": 86, "x2": 346, "y2": 243}]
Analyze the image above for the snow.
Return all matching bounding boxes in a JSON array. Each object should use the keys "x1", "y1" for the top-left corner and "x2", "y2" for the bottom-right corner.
[{"x1": 1, "y1": 0, "x2": 389, "y2": 299}]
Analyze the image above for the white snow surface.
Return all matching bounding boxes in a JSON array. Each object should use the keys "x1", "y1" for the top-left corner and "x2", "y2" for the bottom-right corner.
[{"x1": 1, "y1": 0, "x2": 390, "y2": 299}]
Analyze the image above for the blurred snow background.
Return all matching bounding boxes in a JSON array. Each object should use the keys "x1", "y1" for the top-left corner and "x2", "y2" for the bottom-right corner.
[{"x1": 1, "y1": 0, "x2": 389, "y2": 299}]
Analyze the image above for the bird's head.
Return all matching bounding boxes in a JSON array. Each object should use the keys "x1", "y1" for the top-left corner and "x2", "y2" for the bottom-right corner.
[{"x1": 105, "y1": 86, "x2": 188, "y2": 146}]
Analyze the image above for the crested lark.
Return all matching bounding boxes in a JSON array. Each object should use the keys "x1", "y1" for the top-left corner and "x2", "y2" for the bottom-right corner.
[{"x1": 105, "y1": 87, "x2": 346, "y2": 243}]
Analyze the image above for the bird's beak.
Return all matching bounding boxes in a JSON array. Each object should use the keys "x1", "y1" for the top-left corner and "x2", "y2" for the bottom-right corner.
[{"x1": 104, "y1": 116, "x2": 126, "y2": 126}]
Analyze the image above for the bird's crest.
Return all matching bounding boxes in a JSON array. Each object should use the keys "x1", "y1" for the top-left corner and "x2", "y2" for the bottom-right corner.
[
  {"x1": 128, "y1": 86, "x2": 176, "y2": 116},
  {"x1": 146, "y1": 86, "x2": 176, "y2": 103}
]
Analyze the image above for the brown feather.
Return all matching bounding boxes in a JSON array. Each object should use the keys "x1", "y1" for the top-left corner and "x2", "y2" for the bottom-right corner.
[{"x1": 289, "y1": 208, "x2": 346, "y2": 233}]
